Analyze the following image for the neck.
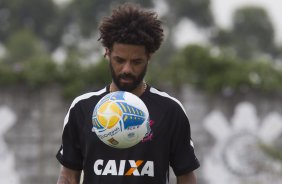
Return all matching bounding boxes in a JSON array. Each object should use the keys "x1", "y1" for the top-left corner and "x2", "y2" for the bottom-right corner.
[{"x1": 109, "y1": 82, "x2": 147, "y2": 96}]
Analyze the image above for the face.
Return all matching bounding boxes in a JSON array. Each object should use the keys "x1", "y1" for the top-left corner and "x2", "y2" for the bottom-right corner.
[{"x1": 107, "y1": 43, "x2": 150, "y2": 92}]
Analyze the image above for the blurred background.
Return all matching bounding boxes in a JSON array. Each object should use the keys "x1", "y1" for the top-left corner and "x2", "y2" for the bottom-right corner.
[{"x1": 0, "y1": 0, "x2": 282, "y2": 183}]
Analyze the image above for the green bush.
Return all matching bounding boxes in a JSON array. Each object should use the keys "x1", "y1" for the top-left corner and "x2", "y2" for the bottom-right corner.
[
  {"x1": 168, "y1": 44, "x2": 282, "y2": 95},
  {"x1": 22, "y1": 56, "x2": 58, "y2": 88},
  {"x1": 1, "y1": 43, "x2": 282, "y2": 99},
  {"x1": 0, "y1": 62, "x2": 22, "y2": 85}
]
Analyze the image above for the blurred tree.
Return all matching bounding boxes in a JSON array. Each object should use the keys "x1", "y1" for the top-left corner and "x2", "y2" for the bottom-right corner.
[
  {"x1": 1, "y1": 0, "x2": 281, "y2": 97},
  {"x1": 83, "y1": 58, "x2": 111, "y2": 88},
  {"x1": 0, "y1": 0, "x2": 64, "y2": 50},
  {"x1": 5, "y1": 29, "x2": 43, "y2": 64},
  {"x1": 152, "y1": 0, "x2": 214, "y2": 67},
  {"x1": 232, "y1": 7, "x2": 275, "y2": 58},
  {"x1": 0, "y1": 61, "x2": 20, "y2": 85},
  {"x1": 67, "y1": 0, "x2": 154, "y2": 37},
  {"x1": 169, "y1": 45, "x2": 213, "y2": 90},
  {"x1": 58, "y1": 52, "x2": 86, "y2": 99},
  {"x1": 166, "y1": 0, "x2": 214, "y2": 27},
  {"x1": 1, "y1": 28, "x2": 58, "y2": 88},
  {"x1": 58, "y1": 54, "x2": 111, "y2": 100},
  {"x1": 22, "y1": 56, "x2": 58, "y2": 88},
  {"x1": 212, "y1": 6, "x2": 275, "y2": 59},
  {"x1": 168, "y1": 44, "x2": 282, "y2": 95}
]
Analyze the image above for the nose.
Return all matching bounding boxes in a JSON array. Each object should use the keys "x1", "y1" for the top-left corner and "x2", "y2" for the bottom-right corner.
[{"x1": 122, "y1": 62, "x2": 133, "y2": 74}]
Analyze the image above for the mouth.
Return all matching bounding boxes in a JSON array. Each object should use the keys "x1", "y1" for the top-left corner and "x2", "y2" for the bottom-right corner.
[
  {"x1": 119, "y1": 75, "x2": 135, "y2": 84},
  {"x1": 120, "y1": 78, "x2": 134, "y2": 84}
]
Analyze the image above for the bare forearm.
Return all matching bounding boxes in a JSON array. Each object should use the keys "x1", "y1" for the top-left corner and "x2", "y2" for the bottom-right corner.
[
  {"x1": 57, "y1": 166, "x2": 81, "y2": 184},
  {"x1": 177, "y1": 171, "x2": 197, "y2": 184},
  {"x1": 58, "y1": 176, "x2": 73, "y2": 184}
]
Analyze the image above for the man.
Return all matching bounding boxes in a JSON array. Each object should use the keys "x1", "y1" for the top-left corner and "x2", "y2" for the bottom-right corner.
[{"x1": 56, "y1": 3, "x2": 200, "y2": 184}]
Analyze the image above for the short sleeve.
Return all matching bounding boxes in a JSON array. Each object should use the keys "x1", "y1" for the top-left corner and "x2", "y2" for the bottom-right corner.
[
  {"x1": 169, "y1": 105, "x2": 200, "y2": 176},
  {"x1": 56, "y1": 102, "x2": 83, "y2": 170}
]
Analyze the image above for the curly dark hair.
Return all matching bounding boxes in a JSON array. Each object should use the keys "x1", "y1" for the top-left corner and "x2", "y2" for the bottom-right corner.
[{"x1": 98, "y1": 3, "x2": 164, "y2": 54}]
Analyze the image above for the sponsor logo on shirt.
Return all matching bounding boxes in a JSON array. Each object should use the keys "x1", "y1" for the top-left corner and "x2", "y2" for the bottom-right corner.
[
  {"x1": 93, "y1": 159, "x2": 154, "y2": 177},
  {"x1": 142, "y1": 120, "x2": 154, "y2": 142}
]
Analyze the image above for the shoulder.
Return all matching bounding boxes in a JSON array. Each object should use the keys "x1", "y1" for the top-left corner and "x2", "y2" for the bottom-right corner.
[
  {"x1": 63, "y1": 87, "x2": 107, "y2": 128},
  {"x1": 70, "y1": 87, "x2": 107, "y2": 108},
  {"x1": 148, "y1": 87, "x2": 187, "y2": 115}
]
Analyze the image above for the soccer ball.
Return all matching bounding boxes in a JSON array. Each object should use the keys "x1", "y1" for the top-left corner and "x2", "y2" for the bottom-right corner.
[{"x1": 92, "y1": 91, "x2": 150, "y2": 149}]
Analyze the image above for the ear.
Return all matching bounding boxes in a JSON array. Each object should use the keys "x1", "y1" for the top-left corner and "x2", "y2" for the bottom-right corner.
[
  {"x1": 147, "y1": 53, "x2": 153, "y2": 62},
  {"x1": 104, "y1": 48, "x2": 110, "y2": 58}
]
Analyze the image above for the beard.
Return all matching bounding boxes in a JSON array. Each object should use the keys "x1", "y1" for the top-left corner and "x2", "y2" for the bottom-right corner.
[{"x1": 109, "y1": 61, "x2": 147, "y2": 92}]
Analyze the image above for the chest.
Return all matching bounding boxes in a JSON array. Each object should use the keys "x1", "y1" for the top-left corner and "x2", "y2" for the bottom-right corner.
[{"x1": 80, "y1": 100, "x2": 174, "y2": 151}]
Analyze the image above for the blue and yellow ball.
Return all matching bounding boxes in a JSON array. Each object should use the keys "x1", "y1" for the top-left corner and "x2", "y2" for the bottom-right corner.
[{"x1": 92, "y1": 91, "x2": 150, "y2": 149}]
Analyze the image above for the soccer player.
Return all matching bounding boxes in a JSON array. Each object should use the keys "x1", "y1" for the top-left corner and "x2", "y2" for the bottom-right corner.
[{"x1": 56, "y1": 3, "x2": 200, "y2": 184}]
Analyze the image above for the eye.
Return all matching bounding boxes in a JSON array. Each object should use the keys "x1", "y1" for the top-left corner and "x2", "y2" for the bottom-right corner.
[
  {"x1": 115, "y1": 57, "x2": 125, "y2": 64},
  {"x1": 132, "y1": 59, "x2": 143, "y2": 65}
]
